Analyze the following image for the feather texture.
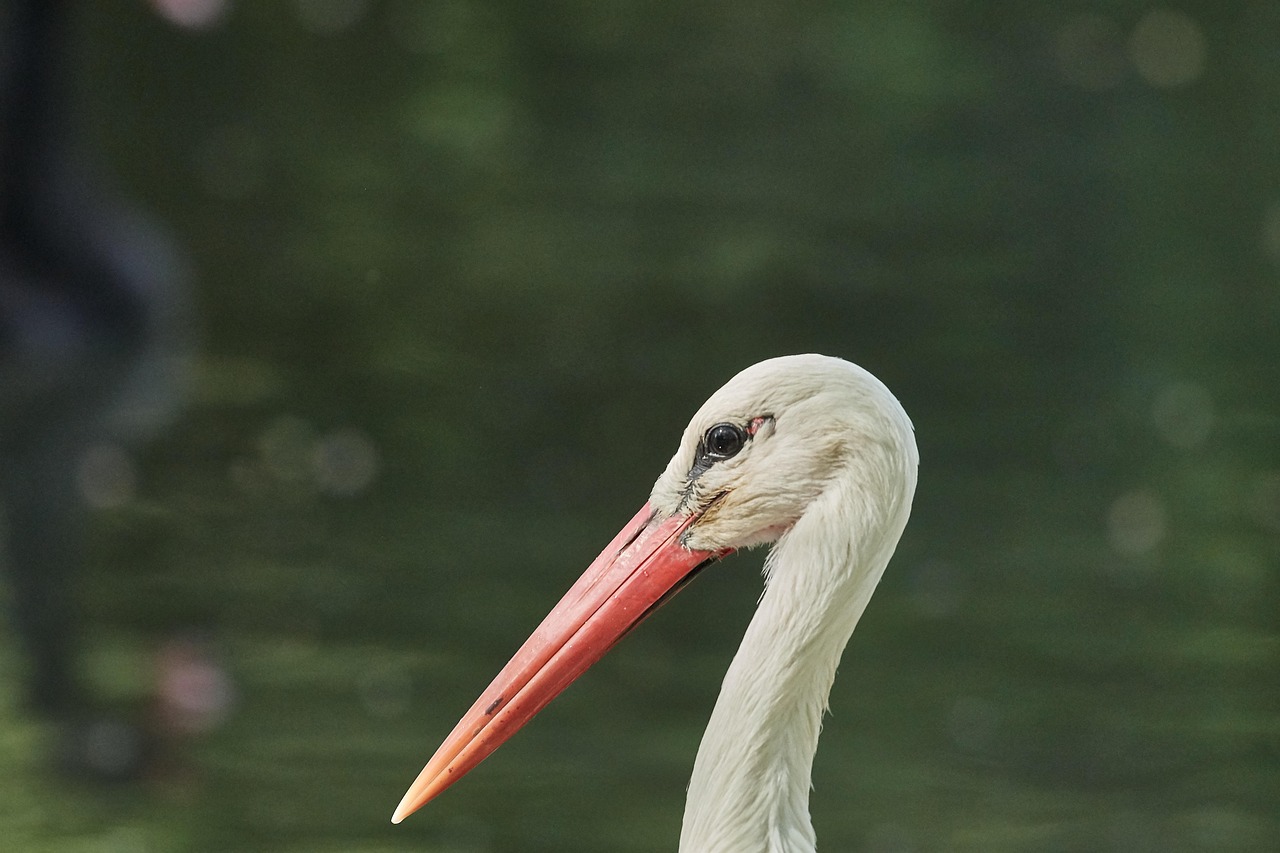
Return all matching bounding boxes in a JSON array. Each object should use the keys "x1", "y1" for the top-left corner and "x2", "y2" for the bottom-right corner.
[{"x1": 649, "y1": 355, "x2": 918, "y2": 853}]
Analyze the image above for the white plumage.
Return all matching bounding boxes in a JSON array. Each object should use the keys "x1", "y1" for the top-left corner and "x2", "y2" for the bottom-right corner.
[
  {"x1": 655, "y1": 355, "x2": 918, "y2": 852},
  {"x1": 393, "y1": 354, "x2": 918, "y2": 853}
]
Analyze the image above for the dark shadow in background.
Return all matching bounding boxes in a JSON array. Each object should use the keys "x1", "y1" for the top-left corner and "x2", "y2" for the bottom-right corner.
[{"x1": 0, "y1": 0, "x2": 189, "y2": 778}]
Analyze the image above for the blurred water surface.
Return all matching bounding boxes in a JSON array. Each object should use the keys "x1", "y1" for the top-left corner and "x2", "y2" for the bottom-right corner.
[{"x1": 0, "y1": 1, "x2": 1276, "y2": 850}]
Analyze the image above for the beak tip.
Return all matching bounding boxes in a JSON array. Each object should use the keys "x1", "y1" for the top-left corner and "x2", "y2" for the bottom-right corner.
[{"x1": 391, "y1": 793, "x2": 418, "y2": 825}]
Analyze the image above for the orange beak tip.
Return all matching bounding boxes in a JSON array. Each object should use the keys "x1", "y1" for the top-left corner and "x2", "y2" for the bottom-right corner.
[{"x1": 391, "y1": 785, "x2": 425, "y2": 825}]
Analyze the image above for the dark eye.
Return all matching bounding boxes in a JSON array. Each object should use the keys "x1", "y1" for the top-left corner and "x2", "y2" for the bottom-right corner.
[{"x1": 704, "y1": 422, "x2": 746, "y2": 460}]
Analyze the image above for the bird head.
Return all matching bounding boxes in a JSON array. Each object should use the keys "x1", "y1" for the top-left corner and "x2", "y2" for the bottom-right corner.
[
  {"x1": 391, "y1": 354, "x2": 914, "y2": 825},
  {"x1": 651, "y1": 354, "x2": 910, "y2": 552}
]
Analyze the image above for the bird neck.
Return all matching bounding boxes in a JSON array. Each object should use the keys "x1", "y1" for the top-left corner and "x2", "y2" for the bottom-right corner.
[{"x1": 679, "y1": 459, "x2": 914, "y2": 853}]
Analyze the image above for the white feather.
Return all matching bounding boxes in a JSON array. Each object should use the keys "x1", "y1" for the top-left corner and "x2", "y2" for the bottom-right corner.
[{"x1": 648, "y1": 354, "x2": 918, "y2": 853}]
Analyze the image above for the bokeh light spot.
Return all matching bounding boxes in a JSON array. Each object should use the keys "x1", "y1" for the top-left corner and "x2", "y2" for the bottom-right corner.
[
  {"x1": 156, "y1": 636, "x2": 236, "y2": 734},
  {"x1": 149, "y1": 0, "x2": 229, "y2": 30},
  {"x1": 312, "y1": 427, "x2": 380, "y2": 496},
  {"x1": 77, "y1": 444, "x2": 138, "y2": 510},
  {"x1": 1130, "y1": 9, "x2": 1206, "y2": 88},
  {"x1": 1107, "y1": 489, "x2": 1167, "y2": 555}
]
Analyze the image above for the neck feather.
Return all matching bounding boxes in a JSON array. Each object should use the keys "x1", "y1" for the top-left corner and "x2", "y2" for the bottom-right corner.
[{"x1": 678, "y1": 450, "x2": 915, "y2": 853}]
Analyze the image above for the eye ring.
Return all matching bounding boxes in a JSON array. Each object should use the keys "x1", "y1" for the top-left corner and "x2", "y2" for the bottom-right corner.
[{"x1": 703, "y1": 422, "x2": 746, "y2": 461}]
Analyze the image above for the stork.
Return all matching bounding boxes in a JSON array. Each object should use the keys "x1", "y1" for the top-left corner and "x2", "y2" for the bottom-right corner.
[{"x1": 392, "y1": 354, "x2": 918, "y2": 852}]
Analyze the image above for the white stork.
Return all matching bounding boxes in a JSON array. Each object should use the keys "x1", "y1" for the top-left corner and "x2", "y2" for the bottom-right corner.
[{"x1": 392, "y1": 354, "x2": 918, "y2": 853}]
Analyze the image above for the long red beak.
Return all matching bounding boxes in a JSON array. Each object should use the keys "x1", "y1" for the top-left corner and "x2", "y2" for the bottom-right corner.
[{"x1": 391, "y1": 502, "x2": 729, "y2": 824}]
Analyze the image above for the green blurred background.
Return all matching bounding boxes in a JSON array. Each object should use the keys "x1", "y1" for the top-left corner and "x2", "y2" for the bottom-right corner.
[{"x1": 2, "y1": 0, "x2": 1278, "y2": 850}]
